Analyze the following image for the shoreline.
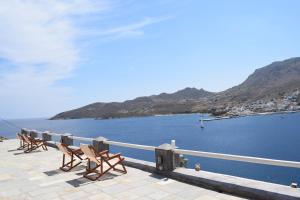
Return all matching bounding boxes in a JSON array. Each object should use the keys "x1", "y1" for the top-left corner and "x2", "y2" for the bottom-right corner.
[
  {"x1": 203, "y1": 110, "x2": 300, "y2": 122},
  {"x1": 0, "y1": 136, "x2": 8, "y2": 142},
  {"x1": 51, "y1": 110, "x2": 300, "y2": 121}
]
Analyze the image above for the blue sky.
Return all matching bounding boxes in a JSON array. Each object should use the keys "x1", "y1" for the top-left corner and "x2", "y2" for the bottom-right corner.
[{"x1": 0, "y1": 0, "x2": 300, "y2": 118}]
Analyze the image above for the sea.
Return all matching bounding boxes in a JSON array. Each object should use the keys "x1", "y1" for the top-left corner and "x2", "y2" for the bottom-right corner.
[{"x1": 1, "y1": 112, "x2": 300, "y2": 186}]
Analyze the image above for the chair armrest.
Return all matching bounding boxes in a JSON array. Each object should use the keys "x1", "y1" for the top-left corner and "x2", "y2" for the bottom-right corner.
[
  {"x1": 97, "y1": 150, "x2": 108, "y2": 156},
  {"x1": 71, "y1": 148, "x2": 83, "y2": 154},
  {"x1": 108, "y1": 153, "x2": 121, "y2": 160}
]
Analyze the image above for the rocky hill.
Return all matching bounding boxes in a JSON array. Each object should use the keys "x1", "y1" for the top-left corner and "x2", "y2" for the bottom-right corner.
[
  {"x1": 51, "y1": 87, "x2": 214, "y2": 119},
  {"x1": 51, "y1": 57, "x2": 300, "y2": 119},
  {"x1": 218, "y1": 57, "x2": 300, "y2": 102},
  {"x1": 209, "y1": 57, "x2": 300, "y2": 115}
]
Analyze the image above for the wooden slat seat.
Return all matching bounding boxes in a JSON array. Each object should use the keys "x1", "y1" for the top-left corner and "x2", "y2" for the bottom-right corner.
[
  {"x1": 80, "y1": 144, "x2": 127, "y2": 181},
  {"x1": 16, "y1": 133, "x2": 28, "y2": 150},
  {"x1": 22, "y1": 134, "x2": 48, "y2": 153},
  {"x1": 57, "y1": 143, "x2": 83, "y2": 171}
]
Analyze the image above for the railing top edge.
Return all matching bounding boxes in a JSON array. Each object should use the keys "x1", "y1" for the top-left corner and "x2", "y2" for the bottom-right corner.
[
  {"x1": 105, "y1": 140, "x2": 156, "y2": 151},
  {"x1": 46, "y1": 132, "x2": 63, "y2": 136},
  {"x1": 174, "y1": 149, "x2": 300, "y2": 168},
  {"x1": 22, "y1": 128, "x2": 300, "y2": 169},
  {"x1": 69, "y1": 136, "x2": 94, "y2": 142}
]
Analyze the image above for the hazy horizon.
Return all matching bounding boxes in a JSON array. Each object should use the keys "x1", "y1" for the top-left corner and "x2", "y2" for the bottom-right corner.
[{"x1": 1, "y1": 0, "x2": 300, "y2": 118}]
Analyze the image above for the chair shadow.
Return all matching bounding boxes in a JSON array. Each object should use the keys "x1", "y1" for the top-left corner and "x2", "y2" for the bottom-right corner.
[
  {"x1": 8, "y1": 149, "x2": 22, "y2": 152},
  {"x1": 14, "y1": 150, "x2": 42, "y2": 155},
  {"x1": 66, "y1": 177, "x2": 94, "y2": 187},
  {"x1": 66, "y1": 172, "x2": 118, "y2": 187},
  {"x1": 43, "y1": 169, "x2": 65, "y2": 176},
  {"x1": 44, "y1": 165, "x2": 86, "y2": 176},
  {"x1": 149, "y1": 173, "x2": 165, "y2": 180}
]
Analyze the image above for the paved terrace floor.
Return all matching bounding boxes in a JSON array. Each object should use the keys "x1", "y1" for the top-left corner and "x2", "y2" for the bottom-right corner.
[{"x1": 0, "y1": 139, "x2": 245, "y2": 200}]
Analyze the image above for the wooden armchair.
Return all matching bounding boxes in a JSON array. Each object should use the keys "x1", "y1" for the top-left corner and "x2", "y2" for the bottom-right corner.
[
  {"x1": 16, "y1": 133, "x2": 28, "y2": 150},
  {"x1": 23, "y1": 134, "x2": 48, "y2": 153},
  {"x1": 57, "y1": 142, "x2": 83, "y2": 171},
  {"x1": 80, "y1": 144, "x2": 127, "y2": 181}
]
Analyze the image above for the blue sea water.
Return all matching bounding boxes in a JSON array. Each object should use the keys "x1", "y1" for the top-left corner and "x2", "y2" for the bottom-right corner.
[{"x1": 1, "y1": 113, "x2": 300, "y2": 186}]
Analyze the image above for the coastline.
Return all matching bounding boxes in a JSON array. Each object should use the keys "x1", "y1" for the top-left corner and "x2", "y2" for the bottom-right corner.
[
  {"x1": 0, "y1": 136, "x2": 7, "y2": 142},
  {"x1": 51, "y1": 109, "x2": 300, "y2": 121},
  {"x1": 203, "y1": 110, "x2": 300, "y2": 122}
]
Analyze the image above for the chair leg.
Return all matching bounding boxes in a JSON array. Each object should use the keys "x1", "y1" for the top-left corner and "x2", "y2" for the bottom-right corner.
[
  {"x1": 113, "y1": 163, "x2": 127, "y2": 174},
  {"x1": 17, "y1": 141, "x2": 25, "y2": 150},
  {"x1": 83, "y1": 159, "x2": 103, "y2": 181},
  {"x1": 101, "y1": 158, "x2": 126, "y2": 176},
  {"x1": 35, "y1": 142, "x2": 47, "y2": 151},
  {"x1": 41, "y1": 144, "x2": 48, "y2": 150},
  {"x1": 82, "y1": 156, "x2": 126, "y2": 181},
  {"x1": 70, "y1": 155, "x2": 73, "y2": 169},
  {"x1": 74, "y1": 153, "x2": 83, "y2": 160},
  {"x1": 62, "y1": 154, "x2": 65, "y2": 168},
  {"x1": 24, "y1": 143, "x2": 35, "y2": 153},
  {"x1": 60, "y1": 154, "x2": 82, "y2": 172},
  {"x1": 106, "y1": 157, "x2": 127, "y2": 174}
]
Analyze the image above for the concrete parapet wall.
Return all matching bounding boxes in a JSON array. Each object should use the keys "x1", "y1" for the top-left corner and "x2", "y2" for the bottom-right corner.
[{"x1": 124, "y1": 157, "x2": 300, "y2": 200}]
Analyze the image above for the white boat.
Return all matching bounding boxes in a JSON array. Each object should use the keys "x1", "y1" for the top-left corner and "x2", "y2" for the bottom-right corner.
[{"x1": 200, "y1": 118, "x2": 204, "y2": 128}]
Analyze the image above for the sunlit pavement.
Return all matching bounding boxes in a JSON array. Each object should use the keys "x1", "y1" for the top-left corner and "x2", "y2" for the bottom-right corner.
[{"x1": 0, "y1": 139, "x2": 245, "y2": 200}]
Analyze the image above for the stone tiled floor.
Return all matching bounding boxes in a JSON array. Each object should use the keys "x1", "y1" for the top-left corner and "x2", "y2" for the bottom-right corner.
[{"x1": 0, "y1": 139, "x2": 246, "y2": 200}]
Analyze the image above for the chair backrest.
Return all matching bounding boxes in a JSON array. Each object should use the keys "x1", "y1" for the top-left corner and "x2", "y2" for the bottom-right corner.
[
  {"x1": 22, "y1": 134, "x2": 31, "y2": 144},
  {"x1": 80, "y1": 144, "x2": 99, "y2": 163},
  {"x1": 16, "y1": 133, "x2": 22, "y2": 140},
  {"x1": 57, "y1": 143, "x2": 71, "y2": 157}
]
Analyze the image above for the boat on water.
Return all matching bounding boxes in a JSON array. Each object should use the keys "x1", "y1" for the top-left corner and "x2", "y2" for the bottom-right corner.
[
  {"x1": 200, "y1": 118, "x2": 204, "y2": 128},
  {"x1": 201, "y1": 116, "x2": 234, "y2": 121}
]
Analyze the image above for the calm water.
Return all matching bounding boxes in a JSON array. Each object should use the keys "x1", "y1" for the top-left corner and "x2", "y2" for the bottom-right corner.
[{"x1": 1, "y1": 113, "x2": 300, "y2": 185}]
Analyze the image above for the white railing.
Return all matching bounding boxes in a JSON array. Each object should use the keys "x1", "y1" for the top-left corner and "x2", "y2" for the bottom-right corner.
[
  {"x1": 174, "y1": 149, "x2": 300, "y2": 169},
  {"x1": 46, "y1": 132, "x2": 63, "y2": 136},
  {"x1": 26, "y1": 129, "x2": 300, "y2": 169},
  {"x1": 105, "y1": 140, "x2": 156, "y2": 151},
  {"x1": 69, "y1": 136, "x2": 94, "y2": 142}
]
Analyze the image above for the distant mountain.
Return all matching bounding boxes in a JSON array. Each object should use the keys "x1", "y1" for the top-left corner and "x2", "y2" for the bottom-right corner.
[
  {"x1": 51, "y1": 57, "x2": 300, "y2": 119},
  {"x1": 218, "y1": 57, "x2": 300, "y2": 103},
  {"x1": 210, "y1": 57, "x2": 300, "y2": 115},
  {"x1": 51, "y1": 87, "x2": 214, "y2": 119},
  {"x1": 150, "y1": 87, "x2": 214, "y2": 102}
]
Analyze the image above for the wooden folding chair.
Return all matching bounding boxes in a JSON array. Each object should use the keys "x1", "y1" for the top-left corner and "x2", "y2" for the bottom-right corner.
[
  {"x1": 19, "y1": 134, "x2": 31, "y2": 150},
  {"x1": 57, "y1": 143, "x2": 83, "y2": 171},
  {"x1": 16, "y1": 133, "x2": 28, "y2": 150},
  {"x1": 80, "y1": 144, "x2": 127, "y2": 181},
  {"x1": 23, "y1": 134, "x2": 48, "y2": 153}
]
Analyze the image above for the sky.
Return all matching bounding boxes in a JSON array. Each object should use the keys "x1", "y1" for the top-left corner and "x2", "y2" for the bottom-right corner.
[{"x1": 1, "y1": 0, "x2": 300, "y2": 119}]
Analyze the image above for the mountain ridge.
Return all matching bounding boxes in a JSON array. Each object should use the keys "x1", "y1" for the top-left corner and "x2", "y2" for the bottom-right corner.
[{"x1": 51, "y1": 57, "x2": 300, "y2": 120}]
